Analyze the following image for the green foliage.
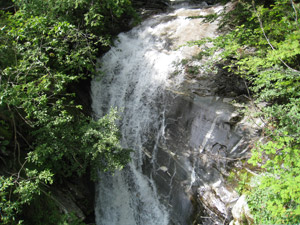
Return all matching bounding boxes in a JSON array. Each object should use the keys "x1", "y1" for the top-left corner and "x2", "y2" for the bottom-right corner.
[
  {"x1": 0, "y1": 170, "x2": 53, "y2": 224},
  {"x1": 218, "y1": 1, "x2": 254, "y2": 31},
  {"x1": 226, "y1": 168, "x2": 253, "y2": 194},
  {"x1": 1, "y1": 0, "x2": 136, "y2": 223},
  {"x1": 247, "y1": 136, "x2": 300, "y2": 223},
  {"x1": 1, "y1": 14, "x2": 97, "y2": 117},
  {"x1": 57, "y1": 213, "x2": 86, "y2": 225},
  {"x1": 29, "y1": 110, "x2": 131, "y2": 180},
  {"x1": 247, "y1": 169, "x2": 300, "y2": 224},
  {"x1": 190, "y1": 0, "x2": 300, "y2": 223},
  {"x1": 186, "y1": 65, "x2": 200, "y2": 75},
  {"x1": 22, "y1": 194, "x2": 85, "y2": 225},
  {"x1": 192, "y1": 50, "x2": 211, "y2": 61},
  {"x1": 12, "y1": 0, "x2": 137, "y2": 44},
  {"x1": 186, "y1": 13, "x2": 219, "y2": 23},
  {"x1": 231, "y1": 1, "x2": 300, "y2": 223}
]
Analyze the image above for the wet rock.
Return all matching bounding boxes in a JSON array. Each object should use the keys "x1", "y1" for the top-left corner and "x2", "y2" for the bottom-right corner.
[
  {"x1": 230, "y1": 195, "x2": 254, "y2": 225},
  {"x1": 51, "y1": 188, "x2": 85, "y2": 220},
  {"x1": 179, "y1": 63, "x2": 248, "y2": 98},
  {"x1": 197, "y1": 179, "x2": 239, "y2": 224},
  {"x1": 91, "y1": 1, "x2": 261, "y2": 224},
  {"x1": 50, "y1": 177, "x2": 95, "y2": 224},
  {"x1": 142, "y1": 59, "x2": 261, "y2": 224},
  {"x1": 142, "y1": 88, "x2": 261, "y2": 224}
]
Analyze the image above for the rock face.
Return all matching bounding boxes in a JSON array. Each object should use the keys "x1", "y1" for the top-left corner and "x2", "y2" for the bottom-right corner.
[
  {"x1": 52, "y1": 177, "x2": 95, "y2": 224},
  {"x1": 143, "y1": 67, "x2": 261, "y2": 224},
  {"x1": 91, "y1": 2, "x2": 262, "y2": 224},
  {"x1": 230, "y1": 195, "x2": 254, "y2": 225}
]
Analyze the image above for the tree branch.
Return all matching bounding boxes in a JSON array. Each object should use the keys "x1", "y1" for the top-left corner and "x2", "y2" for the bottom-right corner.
[
  {"x1": 1, "y1": 5, "x2": 14, "y2": 11},
  {"x1": 290, "y1": 0, "x2": 299, "y2": 26},
  {"x1": 252, "y1": 0, "x2": 300, "y2": 73}
]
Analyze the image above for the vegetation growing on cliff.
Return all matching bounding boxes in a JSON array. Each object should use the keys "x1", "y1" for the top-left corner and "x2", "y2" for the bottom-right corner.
[
  {"x1": 0, "y1": 0, "x2": 136, "y2": 224},
  {"x1": 205, "y1": 0, "x2": 300, "y2": 223},
  {"x1": 2, "y1": 0, "x2": 300, "y2": 223}
]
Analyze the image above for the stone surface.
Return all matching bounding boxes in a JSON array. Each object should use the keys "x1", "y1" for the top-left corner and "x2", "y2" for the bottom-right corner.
[
  {"x1": 230, "y1": 195, "x2": 254, "y2": 225},
  {"x1": 142, "y1": 64, "x2": 261, "y2": 224},
  {"x1": 90, "y1": 2, "x2": 261, "y2": 224},
  {"x1": 51, "y1": 174, "x2": 95, "y2": 223}
]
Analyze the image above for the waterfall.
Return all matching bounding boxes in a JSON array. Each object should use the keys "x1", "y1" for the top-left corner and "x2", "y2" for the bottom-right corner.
[{"x1": 91, "y1": 3, "x2": 225, "y2": 225}]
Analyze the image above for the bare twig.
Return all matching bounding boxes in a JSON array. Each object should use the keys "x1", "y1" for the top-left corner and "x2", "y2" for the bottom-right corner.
[
  {"x1": 7, "y1": 104, "x2": 18, "y2": 166},
  {"x1": 0, "y1": 155, "x2": 6, "y2": 165},
  {"x1": 244, "y1": 167, "x2": 258, "y2": 176},
  {"x1": 290, "y1": 0, "x2": 299, "y2": 25},
  {"x1": 40, "y1": 189, "x2": 69, "y2": 214},
  {"x1": 16, "y1": 140, "x2": 21, "y2": 168},
  {"x1": 242, "y1": 79, "x2": 268, "y2": 127},
  {"x1": 1, "y1": 5, "x2": 14, "y2": 11},
  {"x1": 16, "y1": 131, "x2": 34, "y2": 150},
  {"x1": 13, "y1": 107, "x2": 34, "y2": 128},
  {"x1": 7, "y1": 105, "x2": 25, "y2": 167},
  {"x1": 17, "y1": 159, "x2": 28, "y2": 180},
  {"x1": 72, "y1": 153, "x2": 84, "y2": 169}
]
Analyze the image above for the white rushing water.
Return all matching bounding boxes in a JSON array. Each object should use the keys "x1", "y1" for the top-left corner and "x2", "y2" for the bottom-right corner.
[{"x1": 91, "y1": 4, "x2": 223, "y2": 225}]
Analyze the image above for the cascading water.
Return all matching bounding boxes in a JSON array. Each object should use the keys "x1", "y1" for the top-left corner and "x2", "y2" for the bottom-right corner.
[{"x1": 91, "y1": 3, "x2": 228, "y2": 225}]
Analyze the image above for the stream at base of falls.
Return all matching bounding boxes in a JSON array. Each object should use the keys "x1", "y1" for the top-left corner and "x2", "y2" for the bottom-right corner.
[{"x1": 91, "y1": 2, "x2": 228, "y2": 225}]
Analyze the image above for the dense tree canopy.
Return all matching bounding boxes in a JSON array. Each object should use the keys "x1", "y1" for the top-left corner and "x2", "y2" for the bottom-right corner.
[{"x1": 0, "y1": 0, "x2": 136, "y2": 224}]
